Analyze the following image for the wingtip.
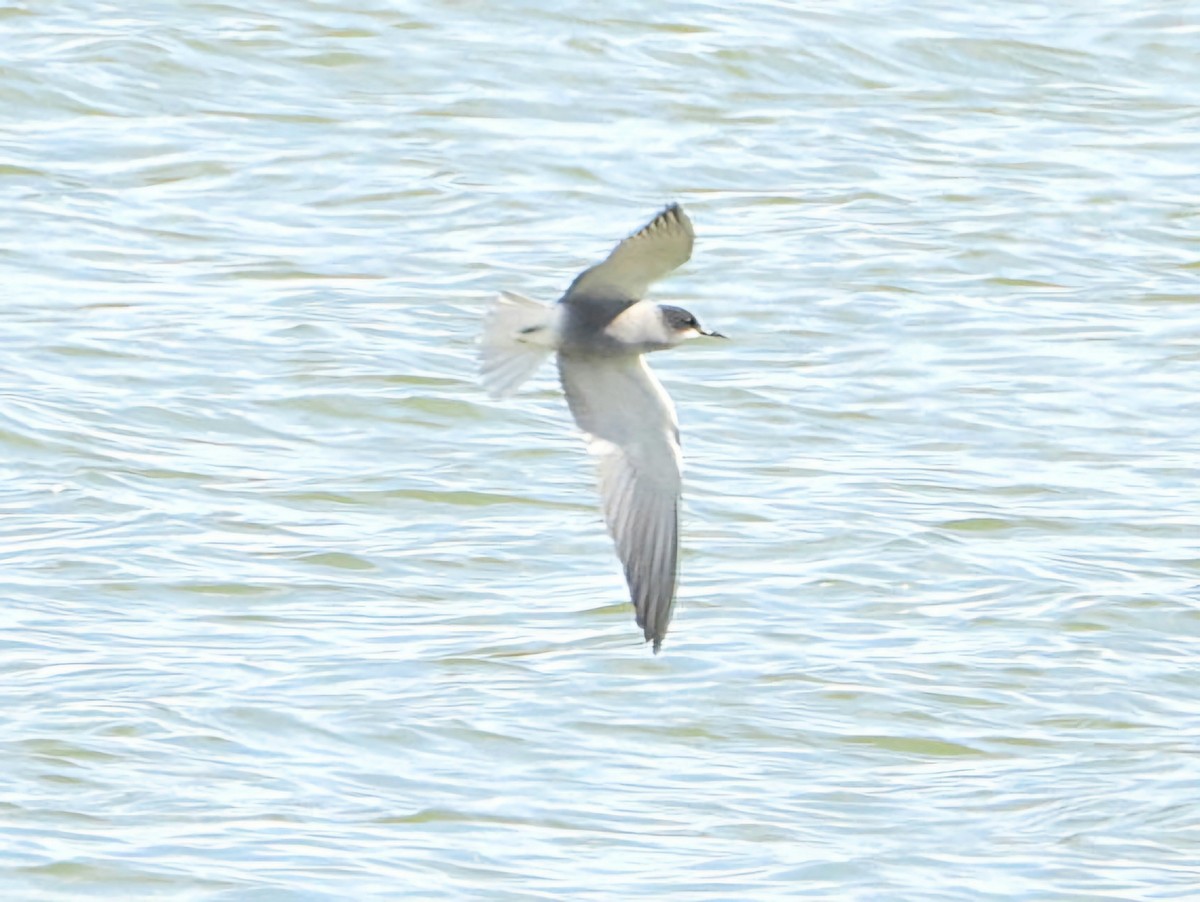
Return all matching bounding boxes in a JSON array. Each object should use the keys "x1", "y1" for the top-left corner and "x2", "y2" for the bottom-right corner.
[
  {"x1": 659, "y1": 202, "x2": 688, "y2": 226},
  {"x1": 634, "y1": 203, "x2": 691, "y2": 239},
  {"x1": 646, "y1": 624, "x2": 666, "y2": 653},
  {"x1": 638, "y1": 617, "x2": 666, "y2": 654}
]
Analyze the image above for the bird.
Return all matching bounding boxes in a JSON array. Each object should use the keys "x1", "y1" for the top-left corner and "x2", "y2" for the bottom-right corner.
[{"x1": 479, "y1": 204, "x2": 724, "y2": 652}]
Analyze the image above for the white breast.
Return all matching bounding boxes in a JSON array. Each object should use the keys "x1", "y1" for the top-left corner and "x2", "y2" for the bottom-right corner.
[{"x1": 603, "y1": 301, "x2": 670, "y2": 350}]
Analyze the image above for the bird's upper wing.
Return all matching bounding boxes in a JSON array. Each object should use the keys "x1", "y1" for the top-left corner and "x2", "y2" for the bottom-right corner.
[
  {"x1": 562, "y1": 204, "x2": 694, "y2": 306},
  {"x1": 557, "y1": 353, "x2": 682, "y2": 650}
]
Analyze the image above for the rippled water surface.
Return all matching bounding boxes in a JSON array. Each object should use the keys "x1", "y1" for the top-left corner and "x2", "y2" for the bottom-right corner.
[{"x1": 3, "y1": 1, "x2": 1199, "y2": 899}]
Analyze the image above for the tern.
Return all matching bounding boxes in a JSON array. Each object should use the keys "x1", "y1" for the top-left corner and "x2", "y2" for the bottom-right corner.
[{"x1": 480, "y1": 204, "x2": 723, "y2": 652}]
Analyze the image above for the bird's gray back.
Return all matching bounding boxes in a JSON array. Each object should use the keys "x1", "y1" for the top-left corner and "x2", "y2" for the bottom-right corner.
[{"x1": 556, "y1": 292, "x2": 633, "y2": 356}]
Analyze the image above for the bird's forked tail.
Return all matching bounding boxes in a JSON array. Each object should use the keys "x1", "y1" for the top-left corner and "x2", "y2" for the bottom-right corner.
[{"x1": 479, "y1": 291, "x2": 556, "y2": 399}]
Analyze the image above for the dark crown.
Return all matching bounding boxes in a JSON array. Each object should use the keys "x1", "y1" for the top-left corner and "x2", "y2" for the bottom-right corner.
[{"x1": 660, "y1": 305, "x2": 700, "y2": 332}]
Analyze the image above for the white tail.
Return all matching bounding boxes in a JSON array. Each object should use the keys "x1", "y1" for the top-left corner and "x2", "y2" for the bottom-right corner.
[{"x1": 479, "y1": 291, "x2": 556, "y2": 399}]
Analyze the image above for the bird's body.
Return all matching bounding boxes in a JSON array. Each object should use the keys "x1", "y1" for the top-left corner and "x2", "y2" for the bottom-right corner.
[{"x1": 480, "y1": 205, "x2": 722, "y2": 651}]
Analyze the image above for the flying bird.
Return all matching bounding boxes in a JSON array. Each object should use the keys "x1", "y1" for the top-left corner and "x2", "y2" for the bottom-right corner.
[{"x1": 480, "y1": 204, "x2": 723, "y2": 651}]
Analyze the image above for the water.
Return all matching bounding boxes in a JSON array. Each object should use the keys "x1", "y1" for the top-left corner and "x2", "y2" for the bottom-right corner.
[{"x1": 3, "y1": 2, "x2": 1199, "y2": 899}]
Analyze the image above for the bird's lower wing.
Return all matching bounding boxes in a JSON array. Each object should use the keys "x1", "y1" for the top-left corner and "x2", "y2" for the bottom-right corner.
[{"x1": 557, "y1": 354, "x2": 682, "y2": 650}]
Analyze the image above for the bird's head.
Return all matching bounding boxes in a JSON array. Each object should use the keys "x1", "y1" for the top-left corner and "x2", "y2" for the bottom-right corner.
[{"x1": 659, "y1": 305, "x2": 726, "y2": 345}]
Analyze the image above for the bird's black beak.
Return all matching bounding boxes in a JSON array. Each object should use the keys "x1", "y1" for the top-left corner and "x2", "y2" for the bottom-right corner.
[{"x1": 701, "y1": 328, "x2": 727, "y2": 339}]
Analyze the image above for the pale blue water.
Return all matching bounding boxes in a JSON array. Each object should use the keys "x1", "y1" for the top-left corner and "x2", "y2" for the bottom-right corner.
[{"x1": 2, "y1": 2, "x2": 1198, "y2": 899}]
